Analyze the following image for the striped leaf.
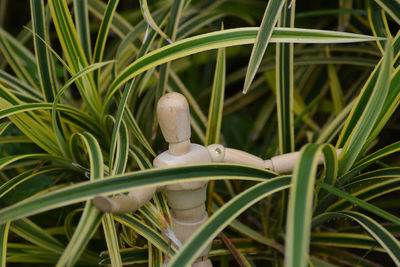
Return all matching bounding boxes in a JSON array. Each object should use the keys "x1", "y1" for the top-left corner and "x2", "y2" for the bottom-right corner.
[
  {"x1": 0, "y1": 222, "x2": 10, "y2": 267},
  {"x1": 114, "y1": 214, "x2": 175, "y2": 255},
  {"x1": 56, "y1": 202, "x2": 102, "y2": 266},
  {"x1": 0, "y1": 153, "x2": 72, "y2": 172},
  {"x1": 338, "y1": 41, "x2": 392, "y2": 174},
  {"x1": 312, "y1": 211, "x2": 400, "y2": 265},
  {"x1": 92, "y1": 0, "x2": 119, "y2": 86},
  {"x1": 30, "y1": 0, "x2": 57, "y2": 102},
  {"x1": 340, "y1": 140, "x2": 400, "y2": 183},
  {"x1": 351, "y1": 167, "x2": 400, "y2": 182},
  {"x1": 243, "y1": 0, "x2": 285, "y2": 93},
  {"x1": 139, "y1": 0, "x2": 172, "y2": 43},
  {"x1": 311, "y1": 232, "x2": 382, "y2": 252},
  {"x1": 368, "y1": 1, "x2": 390, "y2": 53},
  {"x1": 0, "y1": 164, "x2": 276, "y2": 224},
  {"x1": 101, "y1": 214, "x2": 123, "y2": 267},
  {"x1": 0, "y1": 102, "x2": 100, "y2": 134},
  {"x1": 177, "y1": 11, "x2": 225, "y2": 40},
  {"x1": 374, "y1": 0, "x2": 400, "y2": 25},
  {"x1": 51, "y1": 61, "x2": 112, "y2": 156},
  {"x1": 109, "y1": 80, "x2": 133, "y2": 175},
  {"x1": 0, "y1": 70, "x2": 42, "y2": 101},
  {"x1": 0, "y1": 168, "x2": 61, "y2": 198},
  {"x1": 74, "y1": 0, "x2": 92, "y2": 61},
  {"x1": 129, "y1": 145, "x2": 153, "y2": 170},
  {"x1": 168, "y1": 176, "x2": 291, "y2": 267},
  {"x1": 48, "y1": 0, "x2": 101, "y2": 119},
  {"x1": 87, "y1": 0, "x2": 132, "y2": 38},
  {"x1": 55, "y1": 132, "x2": 103, "y2": 266},
  {"x1": 0, "y1": 121, "x2": 11, "y2": 135},
  {"x1": 124, "y1": 108, "x2": 155, "y2": 156},
  {"x1": 326, "y1": 178, "x2": 400, "y2": 212},
  {"x1": 0, "y1": 30, "x2": 39, "y2": 91},
  {"x1": 315, "y1": 180, "x2": 400, "y2": 225},
  {"x1": 48, "y1": 0, "x2": 89, "y2": 73},
  {"x1": 104, "y1": 27, "x2": 380, "y2": 108},
  {"x1": 11, "y1": 219, "x2": 64, "y2": 254},
  {"x1": 0, "y1": 99, "x2": 61, "y2": 155},
  {"x1": 205, "y1": 45, "x2": 226, "y2": 146},
  {"x1": 364, "y1": 66, "x2": 400, "y2": 149},
  {"x1": 0, "y1": 28, "x2": 37, "y2": 75},
  {"x1": 285, "y1": 144, "x2": 337, "y2": 267},
  {"x1": 275, "y1": 1, "x2": 295, "y2": 153},
  {"x1": 337, "y1": 17, "x2": 400, "y2": 153},
  {"x1": 204, "y1": 44, "x2": 226, "y2": 213}
]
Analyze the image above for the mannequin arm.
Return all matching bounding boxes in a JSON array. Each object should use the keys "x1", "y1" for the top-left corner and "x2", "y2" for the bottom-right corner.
[
  {"x1": 92, "y1": 187, "x2": 156, "y2": 213},
  {"x1": 207, "y1": 144, "x2": 341, "y2": 173}
]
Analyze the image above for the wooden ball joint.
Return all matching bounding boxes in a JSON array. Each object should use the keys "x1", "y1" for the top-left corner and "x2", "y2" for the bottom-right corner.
[{"x1": 93, "y1": 92, "x2": 341, "y2": 266}]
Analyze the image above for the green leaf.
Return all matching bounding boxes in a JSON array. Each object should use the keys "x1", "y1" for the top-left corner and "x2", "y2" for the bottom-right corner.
[
  {"x1": 0, "y1": 28, "x2": 37, "y2": 76},
  {"x1": 51, "y1": 61, "x2": 112, "y2": 156},
  {"x1": 316, "y1": 99, "x2": 353, "y2": 144},
  {"x1": 74, "y1": 0, "x2": 92, "y2": 62},
  {"x1": 0, "y1": 70, "x2": 42, "y2": 101},
  {"x1": 92, "y1": 0, "x2": 119, "y2": 86},
  {"x1": 336, "y1": 33, "x2": 400, "y2": 149},
  {"x1": 374, "y1": 0, "x2": 400, "y2": 25},
  {"x1": 114, "y1": 214, "x2": 175, "y2": 255},
  {"x1": 340, "y1": 140, "x2": 400, "y2": 184},
  {"x1": 351, "y1": 167, "x2": 400, "y2": 182},
  {"x1": 11, "y1": 219, "x2": 64, "y2": 254},
  {"x1": 315, "y1": 180, "x2": 400, "y2": 225},
  {"x1": 368, "y1": 1, "x2": 391, "y2": 53},
  {"x1": 0, "y1": 222, "x2": 10, "y2": 267},
  {"x1": 0, "y1": 121, "x2": 11, "y2": 135},
  {"x1": 87, "y1": 0, "x2": 132, "y2": 38},
  {"x1": 56, "y1": 202, "x2": 102, "y2": 267},
  {"x1": 124, "y1": 109, "x2": 155, "y2": 156},
  {"x1": 176, "y1": 11, "x2": 225, "y2": 40},
  {"x1": 129, "y1": 145, "x2": 153, "y2": 170},
  {"x1": 243, "y1": 0, "x2": 285, "y2": 93},
  {"x1": 0, "y1": 164, "x2": 276, "y2": 224},
  {"x1": 311, "y1": 232, "x2": 382, "y2": 251},
  {"x1": 285, "y1": 144, "x2": 337, "y2": 267},
  {"x1": 0, "y1": 29, "x2": 39, "y2": 91},
  {"x1": 48, "y1": 0, "x2": 102, "y2": 119},
  {"x1": 338, "y1": 41, "x2": 392, "y2": 174},
  {"x1": 326, "y1": 64, "x2": 345, "y2": 115},
  {"x1": 101, "y1": 214, "x2": 122, "y2": 267},
  {"x1": 56, "y1": 132, "x2": 104, "y2": 266},
  {"x1": 327, "y1": 178, "x2": 400, "y2": 212},
  {"x1": 0, "y1": 96, "x2": 60, "y2": 154},
  {"x1": 0, "y1": 168, "x2": 61, "y2": 198},
  {"x1": 139, "y1": 0, "x2": 172, "y2": 43},
  {"x1": 364, "y1": 66, "x2": 400, "y2": 149},
  {"x1": 30, "y1": 0, "x2": 57, "y2": 102},
  {"x1": 275, "y1": 1, "x2": 295, "y2": 153},
  {"x1": 104, "y1": 27, "x2": 380, "y2": 109},
  {"x1": 168, "y1": 176, "x2": 290, "y2": 267},
  {"x1": 48, "y1": 0, "x2": 89, "y2": 74},
  {"x1": 313, "y1": 211, "x2": 400, "y2": 265},
  {"x1": 0, "y1": 102, "x2": 101, "y2": 136},
  {"x1": 205, "y1": 45, "x2": 226, "y2": 146},
  {"x1": 109, "y1": 81, "x2": 133, "y2": 175}
]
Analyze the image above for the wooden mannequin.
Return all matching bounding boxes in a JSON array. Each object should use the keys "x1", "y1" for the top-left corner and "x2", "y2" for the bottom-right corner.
[{"x1": 93, "y1": 92, "x2": 340, "y2": 266}]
